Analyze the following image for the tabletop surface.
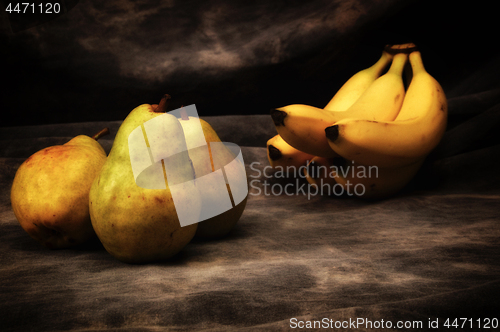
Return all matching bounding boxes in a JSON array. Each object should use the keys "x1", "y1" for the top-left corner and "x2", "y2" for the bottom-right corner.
[{"x1": 1, "y1": 92, "x2": 500, "y2": 331}]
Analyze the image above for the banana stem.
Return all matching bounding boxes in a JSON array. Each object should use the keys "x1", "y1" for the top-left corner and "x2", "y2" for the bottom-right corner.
[
  {"x1": 371, "y1": 51, "x2": 393, "y2": 75},
  {"x1": 92, "y1": 128, "x2": 110, "y2": 140},
  {"x1": 409, "y1": 51, "x2": 426, "y2": 75},
  {"x1": 385, "y1": 43, "x2": 418, "y2": 55},
  {"x1": 389, "y1": 53, "x2": 408, "y2": 75},
  {"x1": 153, "y1": 94, "x2": 171, "y2": 113}
]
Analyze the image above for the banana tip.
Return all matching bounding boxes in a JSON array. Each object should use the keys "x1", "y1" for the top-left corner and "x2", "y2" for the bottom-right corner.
[
  {"x1": 325, "y1": 125, "x2": 340, "y2": 142},
  {"x1": 270, "y1": 109, "x2": 287, "y2": 126},
  {"x1": 268, "y1": 145, "x2": 282, "y2": 161}
]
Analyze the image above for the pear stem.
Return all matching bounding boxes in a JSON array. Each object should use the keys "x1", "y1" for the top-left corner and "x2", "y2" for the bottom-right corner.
[
  {"x1": 92, "y1": 128, "x2": 110, "y2": 140},
  {"x1": 179, "y1": 106, "x2": 189, "y2": 120},
  {"x1": 153, "y1": 94, "x2": 172, "y2": 113}
]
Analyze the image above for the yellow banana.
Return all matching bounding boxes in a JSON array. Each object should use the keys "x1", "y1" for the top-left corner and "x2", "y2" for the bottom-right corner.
[
  {"x1": 267, "y1": 134, "x2": 315, "y2": 170},
  {"x1": 304, "y1": 156, "x2": 337, "y2": 188},
  {"x1": 335, "y1": 52, "x2": 407, "y2": 122},
  {"x1": 304, "y1": 156, "x2": 424, "y2": 199},
  {"x1": 270, "y1": 104, "x2": 339, "y2": 157},
  {"x1": 270, "y1": 52, "x2": 408, "y2": 158},
  {"x1": 325, "y1": 51, "x2": 448, "y2": 168},
  {"x1": 324, "y1": 50, "x2": 393, "y2": 112}
]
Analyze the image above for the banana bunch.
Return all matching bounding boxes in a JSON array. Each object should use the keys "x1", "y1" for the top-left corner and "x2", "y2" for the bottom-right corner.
[{"x1": 267, "y1": 44, "x2": 448, "y2": 199}]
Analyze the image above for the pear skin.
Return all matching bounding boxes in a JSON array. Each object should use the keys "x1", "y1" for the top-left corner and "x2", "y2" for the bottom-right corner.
[
  {"x1": 195, "y1": 184, "x2": 248, "y2": 239},
  {"x1": 10, "y1": 128, "x2": 109, "y2": 249},
  {"x1": 89, "y1": 95, "x2": 201, "y2": 263},
  {"x1": 178, "y1": 111, "x2": 248, "y2": 239}
]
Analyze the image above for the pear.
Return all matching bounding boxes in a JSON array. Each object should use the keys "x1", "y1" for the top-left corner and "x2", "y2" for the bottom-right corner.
[
  {"x1": 89, "y1": 95, "x2": 201, "y2": 263},
  {"x1": 10, "y1": 128, "x2": 109, "y2": 249},
  {"x1": 178, "y1": 107, "x2": 248, "y2": 239}
]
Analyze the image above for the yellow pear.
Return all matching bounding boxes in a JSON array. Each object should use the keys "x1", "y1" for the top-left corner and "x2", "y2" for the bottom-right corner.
[
  {"x1": 10, "y1": 128, "x2": 109, "y2": 249},
  {"x1": 89, "y1": 95, "x2": 201, "y2": 263},
  {"x1": 177, "y1": 107, "x2": 248, "y2": 239}
]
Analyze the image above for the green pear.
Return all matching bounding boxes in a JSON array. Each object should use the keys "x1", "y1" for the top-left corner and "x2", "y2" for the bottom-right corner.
[
  {"x1": 178, "y1": 108, "x2": 248, "y2": 239},
  {"x1": 10, "y1": 128, "x2": 109, "y2": 249},
  {"x1": 89, "y1": 95, "x2": 201, "y2": 263}
]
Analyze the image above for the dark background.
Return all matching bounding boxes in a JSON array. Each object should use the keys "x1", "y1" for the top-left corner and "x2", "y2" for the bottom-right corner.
[{"x1": 0, "y1": 0, "x2": 498, "y2": 127}]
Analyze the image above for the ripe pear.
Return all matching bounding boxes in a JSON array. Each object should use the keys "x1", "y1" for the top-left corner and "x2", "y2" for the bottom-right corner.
[
  {"x1": 89, "y1": 95, "x2": 201, "y2": 263},
  {"x1": 178, "y1": 108, "x2": 248, "y2": 239},
  {"x1": 10, "y1": 128, "x2": 109, "y2": 249}
]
